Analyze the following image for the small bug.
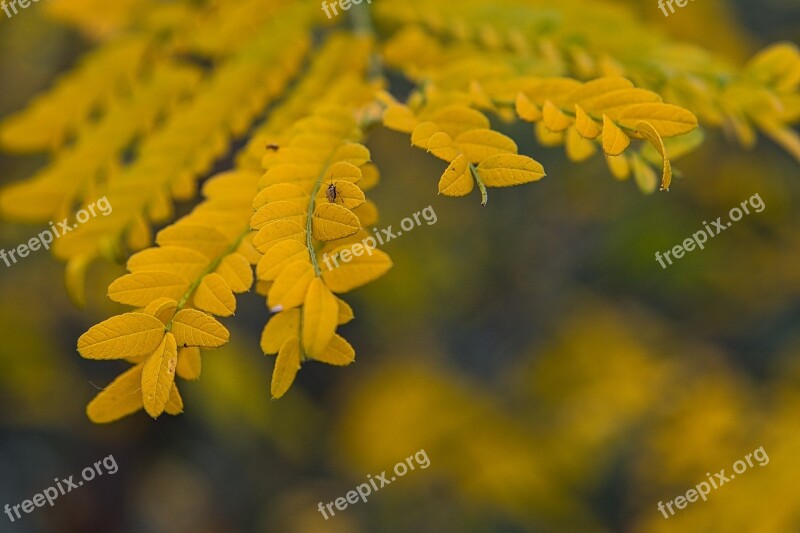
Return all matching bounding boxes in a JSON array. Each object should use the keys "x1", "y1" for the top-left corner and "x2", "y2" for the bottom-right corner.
[
  {"x1": 265, "y1": 143, "x2": 280, "y2": 151},
  {"x1": 326, "y1": 181, "x2": 338, "y2": 203}
]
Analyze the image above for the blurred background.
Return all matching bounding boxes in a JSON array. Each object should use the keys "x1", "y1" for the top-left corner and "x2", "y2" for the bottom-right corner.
[{"x1": 1, "y1": 1, "x2": 799, "y2": 532}]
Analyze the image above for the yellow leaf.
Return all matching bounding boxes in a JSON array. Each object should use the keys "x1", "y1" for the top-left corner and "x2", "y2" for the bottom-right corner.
[
  {"x1": 320, "y1": 180, "x2": 365, "y2": 209},
  {"x1": 359, "y1": 163, "x2": 380, "y2": 191},
  {"x1": 640, "y1": 129, "x2": 704, "y2": 163},
  {"x1": 542, "y1": 100, "x2": 573, "y2": 132},
  {"x1": 428, "y1": 105, "x2": 490, "y2": 137},
  {"x1": 86, "y1": 364, "x2": 144, "y2": 424},
  {"x1": 630, "y1": 153, "x2": 657, "y2": 194},
  {"x1": 143, "y1": 297, "x2": 178, "y2": 325},
  {"x1": 565, "y1": 127, "x2": 598, "y2": 162},
  {"x1": 724, "y1": 110, "x2": 757, "y2": 148},
  {"x1": 753, "y1": 118, "x2": 800, "y2": 164},
  {"x1": 469, "y1": 80, "x2": 496, "y2": 110},
  {"x1": 323, "y1": 161, "x2": 362, "y2": 184},
  {"x1": 201, "y1": 170, "x2": 260, "y2": 199},
  {"x1": 580, "y1": 88, "x2": 662, "y2": 114},
  {"x1": 302, "y1": 277, "x2": 339, "y2": 358},
  {"x1": 267, "y1": 259, "x2": 315, "y2": 311},
  {"x1": 321, "y1": 247, "x2": 392, "y2": 293},
  {"x1": 569, "y1": 77, "x2": 634, "y2": 106},
  {"x1": 257, "y1": 240, "x2": 309, "y2": 281},
  {"x1": 438, "y1": 154, "x2": 474, "y2": 197},
  {"x1": 0, "y1": 180, "x2": 64, "y2": 223},
  {"x1": 535, "y1": 121, "x2": 564, "y2": 146},
  {"x1": 743, "y1": 42, "x2": 800, "y2": 91},
  {"x1": 310, "y1": 334, "x2": 355, "y2": 366},
  {"x1": 455, "y1": 129, "x2": 518, "y2": 163},
  {"x1": 78, "y1": 312, "x2": 166, "y2": 360},
  {"x1": 215, "y1": 253, "x2": 253, "y2": 292},
  {"x1": 289, "y1": 133, "x2": 341, "y2": 152},
  {"x1": 262, "y1": 147, "x2": 323, "y2": 170},
  {"x1": 126, "y1": 215, "x2": 153, "y2": 252},
  {"x1": 171, "y1": 308, "x2": 230, "y2": 347},
  {"x1": 194, "y1": 273, "x2": 236, "y2": 316},
  {"x1": 156, "y1": 225, "x2": 229, "y2": 259},
  {"x1": 256, "y1": 280, "x2": 272, "y2": 297},
  {"x1": 605, "y1": 153, "x2": 631, "y2": 180},
  {"x1": 427, "y1": 131, "x2": 461, "y2": 162},
  {"x1": 260, "y1": 164, "x2": 316, "y2": 189},
  {"x1": 65, "y1": 254, "x2": 92, "y2": 308},
  {"x1": 635, "y1": 121, "x2": 672, "y2": 191},
  {"x1": 352, "y1": 200, "x2": 379, "y2": 227},
  {"x1": 141, "y1": 333, "x2": 178, "y2": 418},
  {"x1": 515, "y1": 92, "x2": 542, "y2": 122},
  {"x1": 574, "y1": 104, "x2": 602, "y2": 139},
  {"x1": 383, "y1": 103, "x2": 418, "y2": 133},
  {"x1": 176, "y1": 346, "x2": 201, "y2": 381},
  {"x1": 615, "y1": 104, "x2": 698, "y2": 137},
  {"x1": 127, "y1": 246, "x2": 209, "y2": 280},
  {"x1": 107, "y1": 271, "x2": 189, "y2": 307},
  {"x1": 261, "y1": 308, "x2": 301, "y2": 355},
  {"x1": 411, "y1": 121, "x2": 440, "y2": 149},
  {"x1": 251, "y1": 201, "x2": 306, "y2": 230},
  {"x1": 602, "y1": 114, "x2": 631, "y2": 156},
  {"x1": 312, "y1": 203, "x2": 360, "y2": 241},
  {"x1": 148, "y1": 190, "x2": 174, "y2": 224},
  {"x1": 332, "y1": 143, "x2": 371, "y2": 166},
  {"x1": 164, "y1": 383, "x2": 184, "y2": 416},
  {"x1": 236, "y1": 233, "x2": 262, "y2": 265},
  {"x1": 252, "y1": 219, "x2": 306, "y2": 254},
  {"x1": 336, "y1": 297, "x2": 354, "y2": 325},
  {"x1": 516, "y1": 77, "x2": 582, "y2": 105},
  {"x1": 271, "y1": 337, "x2": 301, "y2": 399},
  {"x1": 476, "y1": 154, "x2": 546, "y2": 187},
  {"x1": 253, "y1": 183, "x2": 310, "y2": 210},
  {"x1": 568, "y1": 46, "x2": 596, "y2": 79},
  {"x1": 598, "y1": 55, "x2": 626, "y2": 77}
]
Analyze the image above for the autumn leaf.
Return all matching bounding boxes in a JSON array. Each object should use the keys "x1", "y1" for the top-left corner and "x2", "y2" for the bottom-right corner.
[
  {"x1": 142, "y1": 333, "x2": 178, "y2": 418},
  {"x1": 86, "y1": 364, "x2": 145, "y2": 423},
  {"x1": 312, "y1": 203, "x2": 361, "y2": 241},
  {"x1": 78, "y1": 313, "x2": 166, "y2": 360},
  {"x1": 321, "y1": 247, "x2": 393, "y2": 293},
  {"x1": 302, "y1": 277, "x2": 339, "y2": 358},
  {"x1": 271, "y1": 337, "x2": 301, "y2": 399},
  {"x1": 194, "y1": 273, "x2": 237, "y2": 316},
  {"x1": 171, "y1": 309, "x2": 230, "y2": 348}
]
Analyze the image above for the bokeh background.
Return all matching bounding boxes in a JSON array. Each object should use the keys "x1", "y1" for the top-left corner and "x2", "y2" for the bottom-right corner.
[{"x1": 1, "y1": 1, "x2": 799, "y2": 532}]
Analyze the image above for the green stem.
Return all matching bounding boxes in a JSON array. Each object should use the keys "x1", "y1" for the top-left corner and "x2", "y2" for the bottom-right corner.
[
  {"x1": 350, "y1": 1, "x2": 383, "y2": 81},
  {"x1": 307, "y1": 157, "x2": 335, "y2": 277},
  {"x1": 165, "y1": 229, "x2": 250, "y2": 332},
  {"x1": 468, "y1": 162, "x2": 488, "y2": 206}
]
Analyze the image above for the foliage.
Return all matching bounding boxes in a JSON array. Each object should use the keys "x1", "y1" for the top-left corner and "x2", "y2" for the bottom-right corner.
[{"x1": 1, "y1": 0, "x2": 798, "y2": 422}]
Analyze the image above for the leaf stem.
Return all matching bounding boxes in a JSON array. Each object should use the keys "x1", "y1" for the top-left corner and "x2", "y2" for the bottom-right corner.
[
  {"x1": 165, "y1": 229, "x2": 249, "y2": 332},
  {"x1": 307, "y1": 157, "x2": 335, "y2": 277},
  {"x1": 468, "y1": 162, "x2": 488, "y2": 206},
  {"x1": 350, "y1": 2, "x2": 383, "y2": 81}
]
